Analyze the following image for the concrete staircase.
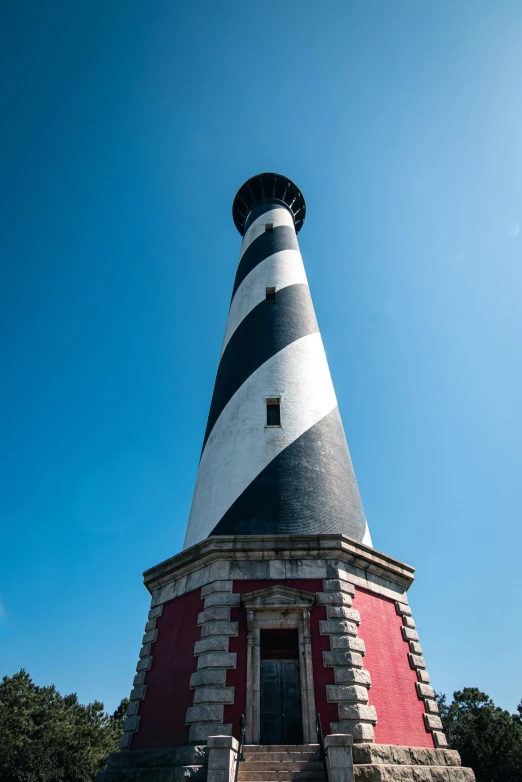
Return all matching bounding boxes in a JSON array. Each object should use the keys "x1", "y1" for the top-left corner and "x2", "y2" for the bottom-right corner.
[{"x1": 238, "y1": 745, "x2": 325, "y2": 782}]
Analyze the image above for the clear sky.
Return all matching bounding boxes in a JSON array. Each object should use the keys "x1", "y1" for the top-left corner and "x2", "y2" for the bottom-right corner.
[{"x1": 1, "y1": 1, "x2": 521, "y2": 715}]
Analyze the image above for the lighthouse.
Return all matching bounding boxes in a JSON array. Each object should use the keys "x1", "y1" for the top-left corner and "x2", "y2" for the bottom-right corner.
[
  {"x1": 184, "y1": 173, "x2": 371, "y2": 550},
  {"x1": 98, "y1": 175, "x2": 475, "y2": 782}
]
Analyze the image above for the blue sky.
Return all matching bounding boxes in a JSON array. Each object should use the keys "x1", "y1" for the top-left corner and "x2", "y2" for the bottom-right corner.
[{"x1": 1, "y1": 1, "x2": 521, "y2": 714}]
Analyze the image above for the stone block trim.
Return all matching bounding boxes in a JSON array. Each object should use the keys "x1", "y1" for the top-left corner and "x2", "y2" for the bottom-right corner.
[
  {"x1": 201, "y1": 580, "x2": 233, "y2": 598},
  {"x1": 190, "y1": 669, "x2": 228, "y2": 688},
  {"x1": 319, "y1": 619, "x2": 358, "y2": 636},
  {"x1": 323, "y1": 578, "x2": 356, "y2": 596},
  {"x1": 334, "y1": 668, "x2": 371, "y2": 686},
  {"x1": 316, "y1": 591, "x2": 353, "y2": 606},
  {"x1": 326, "y1": 605, "x2": 361, "y2": 623},
  {"x1": 399, "y1": 603, "x2": 449, "y2": 749},
  {"x1": 119, "y1": 603, "x2": 163, "y2": 750},
  {"x1": 326, "y1": 685, "x2": 370, "y2": 703},
  {"x1": 318, "y1": 575, "x2": 375, "y2": 744},
  {"x1": 197, "y1": 651, "x2": 237, "y2": 670},
  {"x1": 189, "y1": 723, "x2": 233, "y2": 743},
  {"x1": 401, "y1": 626, "x2": 419, "y2": 642},
  {"x1": 185, "y1": 582, "x2": 239, "y2": 744}
]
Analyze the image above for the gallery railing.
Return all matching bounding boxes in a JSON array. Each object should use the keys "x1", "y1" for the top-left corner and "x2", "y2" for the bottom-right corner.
[
  {"x1": 316, "y1": 713, "x2": 330, "y2": 782},
  {"x1": 234, "y1": 714, "x2": 246, "y2": 782}
]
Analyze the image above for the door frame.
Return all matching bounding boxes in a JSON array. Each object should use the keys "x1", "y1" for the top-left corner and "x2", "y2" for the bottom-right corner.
[{"x1": 241, "y1": 585, "x2": 317, "y2": 744}]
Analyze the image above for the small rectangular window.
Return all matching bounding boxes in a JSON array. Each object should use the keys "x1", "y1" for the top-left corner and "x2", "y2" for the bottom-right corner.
[
  {"x1": 266, "y1": 397, "x2": 281, "y2": 427},
  {"x1": 266, "y1": 286, "x2": 276, "y2": 302},
  {"x1": 265, "y1": 222, "x2": 274, "y2": 232}
]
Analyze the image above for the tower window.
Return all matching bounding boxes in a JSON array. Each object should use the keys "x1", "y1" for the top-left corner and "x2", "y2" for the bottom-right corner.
[
  {"x1": 265, "y1": 222, "x2": 274, "y2": 232},
  {"x1": 266, "y1": 286, "x2": 276, "y2": 302},
  {"x1": 266, "y1": 398, "x2": 281, "y2": 427}
]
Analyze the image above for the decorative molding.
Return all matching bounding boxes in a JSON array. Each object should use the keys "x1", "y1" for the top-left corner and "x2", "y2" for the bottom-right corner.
[
  {"x1": 119, "y1": 603, "x2": 163, "y2": 749},
  {"x1": 396, "y1": 601, "x2": 448, "y2": 749},
  {"x1": 319, "y1": 576, "x2": 375, "y2": 743},
  {"x1": 186, "y1": 582, "x2": 237, "y2": 744},
  {"x1": 144, "y1": 535, "x2": 415, "y2": 604},
  {"x1": 240, "y1": 584, "x2": 317, "y2": 744}
]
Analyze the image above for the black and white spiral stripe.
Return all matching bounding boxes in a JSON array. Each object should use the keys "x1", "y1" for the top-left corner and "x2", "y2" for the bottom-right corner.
[{"x1": 183, "y1": 199, "x2": 372, "y2": 550}]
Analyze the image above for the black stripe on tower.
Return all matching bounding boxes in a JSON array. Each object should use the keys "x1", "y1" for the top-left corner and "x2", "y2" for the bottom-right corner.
[
  {"x1": 209, "y1": 406, "x2": 367, "y2": 540},
  {"x1": 232, "y1": 225, "x2": 299, "y2": 298},
  {"x1": 202, "y1": 283, "x2": 319, "y2": 451}
]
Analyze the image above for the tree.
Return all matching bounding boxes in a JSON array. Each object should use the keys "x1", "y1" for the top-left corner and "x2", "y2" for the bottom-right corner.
[
  {"x1": 436, "y1": 687, "x2": 522, "y2": 782},
  {"x1": 0, "y1": 670, "x2": 128, "y2": 782}
]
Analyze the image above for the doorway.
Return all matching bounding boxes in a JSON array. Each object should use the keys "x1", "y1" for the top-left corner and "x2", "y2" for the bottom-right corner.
[{"x1": 260, "y1": 630, "x2": 303, "y2": 744}]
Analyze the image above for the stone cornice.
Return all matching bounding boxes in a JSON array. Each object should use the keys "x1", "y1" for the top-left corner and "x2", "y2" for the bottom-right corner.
[{"x1": 143, "y1": 534, "x2": 415, "y2": 593}]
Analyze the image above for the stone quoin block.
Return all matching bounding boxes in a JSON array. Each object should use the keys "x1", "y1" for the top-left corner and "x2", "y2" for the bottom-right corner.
[
  {"x1": 433, "y1": 731, "x2": 449, "y2": 749},
  {"x1": 197, "y1": 606, "x2": 231, "y2": 625},
  {"x1": 323, "y1": 579, "x2": 356, "y2": 596},
  {"x1": 395, "y1": 601, "x2": 412, "y2": 617},
  {"x1": 326, "y1": 684, "x2": 369, "y2": 703},
  {"x1": 333, "y1": 668, "x2": 371, "y2": 686},
  {"x1": 330, "y1": 722, "x2": 375, "y2": 741},
  {"x1": 423, "y1": 713, "x2": 443, "y2": 731},
  {"x1": 141, "y1": 629, "x2": 158, "y2": 645},
  {"x1": 194, "y1": 636, "x2": 230, "y2": 656},
  {"x1": 330, "y1": 635, "x2": 366, "y2": 653},
  {"x1": 144, "y1": 619, "x2": 156, "y2": 633},
  {"x1": 329, "y1": 652, "x2": 364, "y2": 671},
  {"x1": 200, "y1": 581, "x2": 233, "y2": 598},
  {"x1": 409, "y1": 640, "x2": 423, "y2": 655},
  {"x1": 424, "y1": 699, "x2": 440, "y2": 714},
  {"x1": 147, "y1": 605, "x2": 163, "y2": 620},
  {"x1": 203, "y1": 592, "x2": 240, "y2": 608},
  {"x1": 319, "y1": 619, "x2": 358, "y2": 636},
  {"x1": 133, "y1": 672, "x2": 146, "y2": 686},
  {"x1": 129, "y1": 685, "x2": 147, "y2": 701},
  {"x1": 417, "y1": 669, "x2": 431, "y2": 684},
  {"x1": 338, "y1": 703, "x2": 377, "y2": 722},
  {"x1": 190, "y1": 669, "x2": 228, "y2": 688},
  {"x1": 122, "y1": 716, "x2": 140, "y2": 733},
  {"x1": 139, "y1": 643, "x2": 151, "y2": 658},
  {"x1": 323, "y1": 649, "x2": 367, "y2": 667},
  {"x1": 125, "y1": 701, "x2": 139, "y2": 717},
  {"x1": 119, "y1": 733, "x2": 132, "y2": 750},
  {"x1": 403, "y1": 615, "x2": 416, "y2": 629},
  {"x1": 325, "y1": 605, "x2": 361, "y2": 623},
  {"x1": 200, "y1": 621, "x2": 238, "y2": 638},
  {"x1": 409, "y1": 653, "x2": 427, "y2": 669},
  {"x1": 189, "y1": 723, "x2": 233, "y2": 743},
  {"x1": 416, "y1": 682, "x2": 436, "y2": 699},
  {"x1": 185, "y1": 704, "x2": 224, "y2": 724},
  {"x1": 401, "y1": 626, "x2": 420, "y2": 642},
  {"x1": 316, "y1": 591, "x2": 353, "y2": 606},
  {"x1": 193, "y1": 686, "x2": 234, "y2": 704},
  {"x1": 197, "y1": 652, "x2": 237, "y2": 670},
  {"x1": 135, "y1": 656, "x2": 152, "y2": 672}
]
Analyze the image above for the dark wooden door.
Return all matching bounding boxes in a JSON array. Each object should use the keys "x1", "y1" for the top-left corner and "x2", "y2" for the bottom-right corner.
[{"x1": 260, "y1": 659, "x2": 303, "y2": 744}]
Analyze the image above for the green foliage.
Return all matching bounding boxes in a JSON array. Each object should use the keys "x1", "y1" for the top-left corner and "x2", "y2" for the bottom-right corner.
[
  {"x1": 436, "y1": 687, "x2": 522, "y2": 782},
  {"x1": 0, "y1": 670, "x2": 128, "y2": 782}
]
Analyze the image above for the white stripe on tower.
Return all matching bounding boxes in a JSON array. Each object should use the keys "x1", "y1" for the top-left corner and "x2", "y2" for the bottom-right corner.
[
  {"x1": 239, "y1": 206, "x2": 295, "y2": 258},
  {"x1": 221, "y1": 247, "x2": 306, "y2": 356},
  {"x1": 183, "y1": 173, "x2": 371, "y2": 550},
  {"x1": 184, "y1": 333, "x2": 337, "y2": 550}
]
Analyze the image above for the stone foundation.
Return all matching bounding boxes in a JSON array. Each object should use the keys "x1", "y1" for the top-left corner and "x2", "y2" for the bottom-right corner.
[{"x1": 352, "y1": 744, "x2": 475, "y2": 781}]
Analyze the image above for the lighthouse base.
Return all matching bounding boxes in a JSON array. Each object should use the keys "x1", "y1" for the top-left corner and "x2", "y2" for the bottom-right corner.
[
  {"x1": 96, "y1": 743, "x2": 475, "y2": 782},
  {"x1": 98, "y1": 534, "x2": 475, "y2": 780}
]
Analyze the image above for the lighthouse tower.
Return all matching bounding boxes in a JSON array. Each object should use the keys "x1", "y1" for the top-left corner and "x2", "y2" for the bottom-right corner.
[{"x1": 98, "y1": 175, "x2": 474, "y2": 782}]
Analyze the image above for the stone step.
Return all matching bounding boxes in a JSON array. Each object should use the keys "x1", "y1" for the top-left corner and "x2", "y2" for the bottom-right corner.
[
  {"x1": 239, "y1": 762, "x2": 324, "y2": 771},
  {"x1": 243, "y1": 753, "x2": 321, "y2": 763},
  {"x1": 244, "y1": 744, "x2": 319, "y2": 753},
  {"x1": 353, "y1": 765, "x2": 475, "y2": 781},
  {"x1": 238, "y1": 771, "x2": 325, "y2": 781}
]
